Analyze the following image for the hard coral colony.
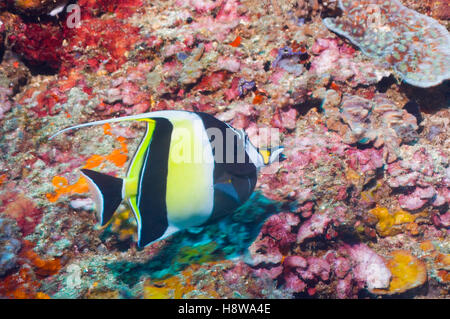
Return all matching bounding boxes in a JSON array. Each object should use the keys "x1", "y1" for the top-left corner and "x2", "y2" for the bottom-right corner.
[{"x1": 0, "y1": 0, "x2": 449, "y2": 301}]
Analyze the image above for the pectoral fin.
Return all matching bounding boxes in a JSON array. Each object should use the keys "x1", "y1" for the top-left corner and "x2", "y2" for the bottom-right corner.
[{"x1": 214, "y1": 182, "x2": 240, "y2": 203}]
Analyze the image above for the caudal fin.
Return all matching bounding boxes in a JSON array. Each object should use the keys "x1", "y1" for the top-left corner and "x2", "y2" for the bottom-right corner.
[{"x1": 80, "y1": 169, "x2": 124, "y2": 226}]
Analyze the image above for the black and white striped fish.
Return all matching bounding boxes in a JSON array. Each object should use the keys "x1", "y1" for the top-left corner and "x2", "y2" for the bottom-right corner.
[{"x1": 50, "y1": 111, "x2": 285, "y2": 247}]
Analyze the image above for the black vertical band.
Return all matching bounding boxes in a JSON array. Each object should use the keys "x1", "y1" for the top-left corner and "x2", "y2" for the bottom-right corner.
[
  {"x1": 137, "y1": 118, "x2": 173, "y2": 246},
  {"x1": 196, "y1": 112, "x2": 258, "y2": 225}
]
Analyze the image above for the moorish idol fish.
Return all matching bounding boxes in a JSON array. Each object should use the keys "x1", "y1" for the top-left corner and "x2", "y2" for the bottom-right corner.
[{"x1": 50, "y1": 111, "x2": 285, "y2": 247}]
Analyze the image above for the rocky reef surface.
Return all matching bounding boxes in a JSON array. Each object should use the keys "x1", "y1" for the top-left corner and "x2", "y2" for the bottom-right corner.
[{"x1": 0, "y1": 0, "x2": 448, "y2": 299}]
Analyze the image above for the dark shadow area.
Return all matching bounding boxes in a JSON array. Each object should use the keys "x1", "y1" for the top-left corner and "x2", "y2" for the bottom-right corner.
[
  {"x1": 0, "y1": 44, "x2": 4, "y2": 64},
  {"x1": 1, "y1": 1, "x2": 82, "y2": 76},
  {"x1": 403, "y1": 100, "x2": 423, "y2": 125},
  {"x1": 4, "y1": 0, "x2": 78, "y2": 23},
  {"x1": 402, "y1": 81, "x2": 450, "y2": 114},
  {"x1": 365, "y1": 281, "x2": 429, "y2": 299},
  {"x1": 319, "y1": 3, "x2": 343, "y2": 20},
  {"x1": 294, "y1": 97, "x2": 323, "y2": 116},
  {"x1": 23, "y1": 60, "x2": 60, "y2": 76},
  {"x1": 376, "y1": 75, "x2": 397, "y2": 93}
]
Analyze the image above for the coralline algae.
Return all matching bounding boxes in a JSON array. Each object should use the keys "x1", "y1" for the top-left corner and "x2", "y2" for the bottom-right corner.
[
  {"x1": 346, "y1": 243, "x2": 391, "y2": 291},
  {"x1": 323, "y1": 0, "x2": 450, "y2": 87}
]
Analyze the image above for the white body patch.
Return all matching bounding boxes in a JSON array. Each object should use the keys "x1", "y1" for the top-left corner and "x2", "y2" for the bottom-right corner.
[{"x1": 80, "y1": 170, "x2": 104, "y2": 224}]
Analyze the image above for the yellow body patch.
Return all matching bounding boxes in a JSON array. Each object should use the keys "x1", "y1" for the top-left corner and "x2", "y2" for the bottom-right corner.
[
  {"x1": 165, "y1": 118, "x2": 214, "y2": 227},
  {"x1": 124, "y1": 177, "x2": 139, "y2": 197}
]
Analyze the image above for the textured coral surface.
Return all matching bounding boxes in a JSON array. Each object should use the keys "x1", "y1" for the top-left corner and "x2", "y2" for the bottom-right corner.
[
  {"x1": 0, "y1": 0, "x2": 448, "y2": 299},
  {"x1": 323, "y1": 0, "x2": 450, "y2": 87}
]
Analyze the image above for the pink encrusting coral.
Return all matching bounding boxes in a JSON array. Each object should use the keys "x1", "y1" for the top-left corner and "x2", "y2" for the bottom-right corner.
[
  {"x1": 0, "y1": 192, "x2": 43, "y2": 237},
  {"x1": 386, "y1": 146, "x2": 450, "y2": 212},
  {"x1": 345, "y1": 243, "x2": 391, "y2": 291},
  {"x1": 249, "y1": 219, "x2": 396, "y2": 297},
  {"x1": 323, "y1": 0, "x2": 450, "y2": 87},
  {"x1": 309, "y1": 38, "x2": 390, "y2": 87},
  {"x1": 297, "y1": 212, "x2": 331, "y2": 244},
  {"x1": 249, "y1": 212, "x2": 300, "y2": 267}
]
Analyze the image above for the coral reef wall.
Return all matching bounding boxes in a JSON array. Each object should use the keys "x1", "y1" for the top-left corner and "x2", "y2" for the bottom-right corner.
[{"x1": 0, "y1": 0, "x2": 448, "y2": 299}]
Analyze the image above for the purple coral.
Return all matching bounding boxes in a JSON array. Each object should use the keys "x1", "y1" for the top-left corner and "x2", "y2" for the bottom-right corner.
[
  {"x1": 302, "y1": 256, "x2": 331, "y2": 282},
  {"x1": 271, "y1": 46, "x2": 307, "y2": 76},
  {"x1": 238, "y1": 78, "x2": 256, "y2": 97}
]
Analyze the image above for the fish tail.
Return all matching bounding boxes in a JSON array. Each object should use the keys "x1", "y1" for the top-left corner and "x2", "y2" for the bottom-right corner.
[{"x1": 80, "y1": 169, "x2": 124, "y2": 226}]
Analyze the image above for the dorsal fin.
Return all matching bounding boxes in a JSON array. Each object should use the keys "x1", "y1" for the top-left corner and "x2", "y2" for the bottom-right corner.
[
  {"x1": 47, "y1": 111, "x2": 194, "y2": 140},
  {"x1": 48, "y1": 113, "x2": 151, "y2": 140}
]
